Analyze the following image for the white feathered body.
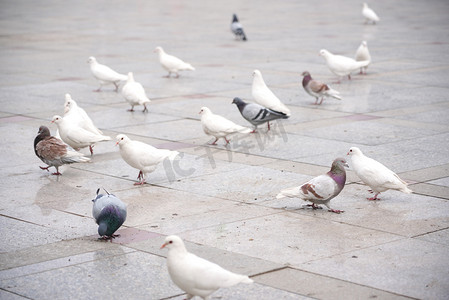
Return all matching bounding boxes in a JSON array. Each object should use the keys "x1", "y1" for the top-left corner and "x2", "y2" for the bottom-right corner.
[
  {"x1": 156, "y1": 48, "x2": 195, "y2": 74},
  {"x1": 89, "y1": 58, "x2": 127, "y2": 85},
  {"x1": 321, "y1": 50, "x2": 370, "y2": 77},
  {"x1": 167, "y1": 248, "x2": 253, "y2": 299},
  {"x1": 252, "y1": 71, "x2": 291, "y2": 116},
  {"x1": 64, "y1": 95, "x2": 103, "y2": 135},
  {"x1": 118, "y1": 139, "x2": 178, "y2": 176},
  {"x1": 363, "y1": 3, "x2": 380, "y2": 23},
  {"x1": 122, "y1": 75, "x2": 151, "y2": 107},
  {"x1": 355, "y1": 41, "x2": 371, "y2": 73},
  {"x1": 201, "y1": 109, "x2": 251, "y2": 140},
  {"x1": 350, "y1": 152, "x2": 412, "y2": 194}
]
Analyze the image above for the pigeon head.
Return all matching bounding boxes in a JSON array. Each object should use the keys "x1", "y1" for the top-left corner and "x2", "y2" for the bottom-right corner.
[
  {"x1": 127, "y1": 72, "x2": 134, "y2": 82},
  {"x1": 232, "y1": 14, "x2": 238, "y2": 22},
  {"x1": 51, "y1": 115, "x2": 63, "y2": 124},
  {"x1": 232, "y1": 97, "x2": 246, "y2": 107},
  {"x1": 116, "y1": 134, "x2": 130, "y2": 146},
  {"x1": 37, "y1": 125, "x2": 51, "y2": 137},
  {"x1": 154, "y1": 46, "x2": 164, "y2": 53},
  {"x1": 319, "y1": 49, "x2": 331, "y2": 58},
  {"x1": 347, "y1": 147, "x2": 363, "y2": 156},
  {"x1": 92, "y1": 188, "x2": 103, "y2": 203},
  {"x1": 331, "y1": 157, "x2": 349, "y2": 172},
  {"x1": 87, "y1": 56, "x2": 97, "y2": 64},
  {"x1": 361, "y1": 41, "x2": 367, "y2": 47},
  {"x1": 160, "y1": 235, "x2": 186, "y2": 252},
  {"x1": 363, "y1": 3, "x2": 368, "y2": 8},
  {"x1": 64, "y1": 94, "x2": 77, "y2": 114},
  {"x1": 199, "y1": 107, "x2": 211, "y2": 115},
  {"x1": 301, "y1": 71, "x2": 311, "y2": 77},
  {"x1": 252, "y1": 69, "x2": 262, "y2": 78}
]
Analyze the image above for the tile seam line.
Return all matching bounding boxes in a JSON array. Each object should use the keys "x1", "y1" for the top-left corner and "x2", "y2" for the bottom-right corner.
[
  {"x1": 0, "y1": 288, "x2": 33, "y2": 300},
  {"x1": 412, "y1": 226, "x2": 449, "y2": 239}
]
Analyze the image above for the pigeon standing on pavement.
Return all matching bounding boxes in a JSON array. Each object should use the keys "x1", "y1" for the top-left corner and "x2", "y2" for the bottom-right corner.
[
  {"x1": 34, "y1": 125, "x2": 90, "y2": 175},
  {"x1": 301, "y1": 71, "x2": 342, "y2": 105},
  {"x1": 362, "y1": 3, "x2": 380, "y2": 24},
  {"x1": 121, "y1": 72, "x2": 151, "y2": 112},
  {"x1": 231, "y1": 14, "x2": 247, "y2": 41},
  {"x1": 87, "y1": 56, "x2": 128, "y2": 92},
  {"x1": 319, "y1": 49, "x2": 370, "y2": 81},
  {"x1": 64, "y1": 94, "x2": 104, "y2": 135},
  {"x1": 276, "y1": 158, "x2": 348, "y2": 213},
  {"x1": 52, "y1": 115, "x2": 112, "y2": 155},
  {"x1": 116, "y1": 134, "x2": 179, "y2": 185},
  {"x1": 232, "y1": 97, "x2": 288, "y2": 132},
  {"x1": 92, "y1": 188, "x2": 127, "y2": 240},
  {"x1": 355, "y1": 41, "x2": 371, "y2": 75},
  {"x1": 252, "y1": 70, "x2": 291, "y2": 116},
  {"x1": 154, "y1": 46, "x2": 195, "y2": 78},
  {"x1": 161, "y1": 235, "x2": 253, "y2": 299},
  {"x1": 347, "y1": 147, "x2": 412, "y2": 200},
  {"x1": 199, "y1": 106, "x2": 252, "y2": 145}
]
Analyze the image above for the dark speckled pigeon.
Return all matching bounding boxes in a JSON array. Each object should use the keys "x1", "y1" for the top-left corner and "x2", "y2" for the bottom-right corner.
[
  {"x1": 34, "y1": 125, "x2": 90, "y2": 175},
  {"x1": 232, "y1": 97, "x2": 289, "y2": 132},
  {"x1": 92, "y1": 188, "x2": 127, "y2": 239},
  {"x1": 301, "y1": 71, "x2": 341, "y2": 105},
  {"x1": 231, "y1": 14, "x2": 247, "y2": 41},
  {"x1": 276, "y1": 158, "x2": 348, "y2": 213}
]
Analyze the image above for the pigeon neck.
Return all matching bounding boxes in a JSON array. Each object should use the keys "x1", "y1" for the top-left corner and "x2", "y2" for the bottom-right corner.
[
  {"x1": 328, "y1": 168, "x2": 346, "y2": 188},
  {"x1": 302, "y1": 75, "x2": 312, "y2": 87}
]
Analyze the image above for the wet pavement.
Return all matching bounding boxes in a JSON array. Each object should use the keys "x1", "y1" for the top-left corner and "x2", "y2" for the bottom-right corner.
[{"x1": 1, "y1": 0, "x2": 449, "y2": 299}]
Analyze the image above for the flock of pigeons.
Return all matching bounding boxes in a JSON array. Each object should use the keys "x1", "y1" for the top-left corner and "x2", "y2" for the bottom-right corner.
[{"x1": 32, "y1": 4, "x2": 415, "y2": 299}]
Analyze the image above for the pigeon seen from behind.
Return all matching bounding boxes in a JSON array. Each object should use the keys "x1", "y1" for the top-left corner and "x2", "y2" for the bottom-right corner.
[
  {"x1": 199, "y1": 106, "x2": 252, "y2": 145},
  {"x1": 121, "y1": 72, "x2": 151, "y2": 112},
  {"x1": 319, "y1": 49, "x2": 370, "y2": 81},
  {"x1": 232, "y1": 97, "x2": 288, "y2": 132},
  {"x1": 252, "y1": 69, "x2": 291, "y2": 116},
  {"x1": 276, "y1": 158, "x2": 348, "y2": 213},
  {"x1": 87, "y1": 56, "x2": 127, "y2": 92},
  {"x1": 154, "y1": 46, "x2": 195, "y2": 78},
  {"x1": 231, "y1": 14, "x2": 247, "y2": 41},
  {"x1": 34, "y1": 125, "x2": 90, "y2": 175},
  {"x1": 355, "y1": 41, "x2": 371, "y2": 74},
  {"x1": 92, "y1": 188, "x2": 127, "y2": 239},
  {"x1": 301, "y1": 71, "x2": 342, "y2": 105},
  {"x1": 161, "y1": 235, "x2": 253, "y2": 300},
  {"x1": 347, "y1": 147, "x2": 412, "y2": 200},
  {"x1": 64, "y1": 93, "x2": 104, "y2": 135},
  {"x1": 362, "y1": 3, "x2": 380, "y2": 24},
  {"x1": 116, "y1": 134, "x2": 179, "y2": 185}
]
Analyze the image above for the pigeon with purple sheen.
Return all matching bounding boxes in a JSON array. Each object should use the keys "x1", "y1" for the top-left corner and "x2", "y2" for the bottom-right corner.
[
  {"x1": 231, "y1": 14, "x2": 247, "y2": 41},
  {"x1": 34, "y1": 125, "x2": 90, "y2": 175},
  {"x1": 232, "y1": 97, "x2": 288, "y2": 132},
  {"x1": 92, "y1": 188, "x2": 127, "y2": 239},
  {"x1": 301, "y1": 71, "x2": 342, "y2": 105},
  {"x1": 276, "y1": 158, "x2": 348, "y2": 213}
]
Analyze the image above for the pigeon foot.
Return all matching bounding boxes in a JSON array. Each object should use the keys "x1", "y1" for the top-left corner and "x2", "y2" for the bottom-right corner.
[
  {"x1": 328, "y1": 209, "x2": 344, "y2": 214},
  {"x1": 39, "y1": 166, "x2": 50, "y2": 172},
  {"x1": 306, "y1": 203, "x2": 322, "y2": 210},
  {"x1": 89, "y1": 145, "x2": 94, "y2": 155}
]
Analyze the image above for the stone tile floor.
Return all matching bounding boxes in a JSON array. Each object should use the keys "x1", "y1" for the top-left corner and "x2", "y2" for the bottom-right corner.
[{"x1": 0, "y1": 0, "x2": 448, "y2": 299}]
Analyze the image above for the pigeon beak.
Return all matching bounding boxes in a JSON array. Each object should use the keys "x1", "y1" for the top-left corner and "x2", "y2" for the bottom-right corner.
[
  {"x1": 160, "y1": 243, "x2": 167, "y2": 249},
  {"x1": 115, "y1": 141, "x2": 119, "y2": 146},
  {"x1": 344, "y1": 162, "x2": 349, "y2": 168}
]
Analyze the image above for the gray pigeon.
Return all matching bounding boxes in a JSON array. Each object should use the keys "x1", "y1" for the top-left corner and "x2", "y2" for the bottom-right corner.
[
  {"x1": 232, "y1": 97, "x2": 288, "y2": 132},
  {"x1": 92, "y1": 188, "x2": 127, "y2": 239},
  {"x1": 231, "y1": 14, "x2": 247, "y2": 41},
  {"x1": 34, "y1": 125, "x2": 90, "y2": 175},
  {"x1": 276, "y1": 158, "x2": 348, "y2": 213}
]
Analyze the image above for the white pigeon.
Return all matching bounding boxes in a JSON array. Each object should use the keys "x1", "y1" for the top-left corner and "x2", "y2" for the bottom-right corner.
[
  {"x1": 121, "y1": 72, "x2": 151, "y2": 112},
  {"x1": 64, "y1": 94, "x2": 103, "y2": 135},
  {"x1": 116, "y1": 134, "x2": 179, "y2": 185},
  {"x1": 52, "y1": 115, "x2": 111, "y2": 155},
  {"x1": 87, "y1": 56, "x2": 128, "y2": 92},
  {"x1": 319, "y1": 49, "x2": 370, "y2": 81},
  {"x1": 347, "y1": 147, "x2": 412, "y2": 200},
  {"x1": 161, "y1": 235, "x2": 253, "y2": 300},
  {"x1": 251, "y1": 70, "x2": 291, "y2": 116},
  {"x1": 355, "y1": 41, "x2": 371, "y2": 75},
  {"x1": 276, "y1": 158, "x2": 348, "y2": 213},
  {"x1": 199, "y1": 107, "x2": 252, "y2": 145},
  {"x1": 154, "y1": 46, "x2": 195, "y2": 78},
  {"x1": 362, "y1": 3, "x2": 380, "y2": 24}
]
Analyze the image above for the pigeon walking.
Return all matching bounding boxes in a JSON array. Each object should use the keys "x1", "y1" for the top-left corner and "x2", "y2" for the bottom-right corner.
[
  {"x1": 301, "y1": 71, "x2": 342, "y2": 105},
  {"x1": 362, "y1": 3, "x2": 380, "y2": 24},
  {"x1": 319, "y1": 49, "x2": 370, "y2": 81},
  {"x1": 121, "y1": 72, "x2": 151, "y2": 112},
  {"x1": 34, "y1": 125, "x2": 90, "y2": 175},
  {"x1": 252, "y1": 70, "x2": 291, "y2": 116},
  {"x1": 276, "y1": 158, "x2": 348, "y2": 213},
  {"x1": 355, "y1": 41, "x2": 371, "y2": 75},
  {"x1": 92, "y1": 188, "x2": 127, "y2": 240},
  {"x1": 52, "y1": 115, "x2": 111, "y2": 155},
  {"x1": 154, "y1": 46, "x2": 195, "y2": 78},
  {"x1": 347, "y1": 147, "x2": 412, "y2": 200},
  {"x1": 116, "y1": 134, "x2": 179, "y2": 185},
  {"x1": 161, "y1": 235, "x2": 253, "y2": 300},
  {"x1": 199, "y1": 106, "x2": 251, "y2": 145},
  {"x1": 87, "y1": 56, "x2": 127, "y2": 92},
  {"x1": 232, "y1": 97, "x2": 288, "y2": 132},
  {"x1": 231, "y1": 14, "x2": 247, "y2": 41},
  {"x1": 64, "y1": 94, "x2": 104, "y2": 135}
]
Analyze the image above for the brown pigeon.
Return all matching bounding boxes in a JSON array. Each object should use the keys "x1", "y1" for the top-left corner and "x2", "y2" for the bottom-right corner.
[{"x1": 301, "y1": 71, "x2": 342, "y2": 105}]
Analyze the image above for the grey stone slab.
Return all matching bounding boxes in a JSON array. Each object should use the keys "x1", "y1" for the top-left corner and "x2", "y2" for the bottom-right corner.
[
  {"x1": 392, "y1": 106, "x2": 449, "y2": 126},
  {"x1": 410, "y1": 183, "x2": 449, "y2": 200},
  {"x1": 300, "y1": 238, "x2": 449, "y2": 300},
  {"x1": 0, "y1": 290, "x2": 28, "y2": 300},
  {"x1": 428, "y1": 177, "x2": 449, "y2": 188},
  {"x1": 0, "y1": 251, "x2": 179, "y2": 300},
  {"x1": 254, "y1": 267, "x2": 412, "y2": 300},
  {"x1": 414, "y1": 228, "x2": 449, "y2": 247},
  {"x1": 180, "y1": 211, "x2": 402, "y2": 267}
]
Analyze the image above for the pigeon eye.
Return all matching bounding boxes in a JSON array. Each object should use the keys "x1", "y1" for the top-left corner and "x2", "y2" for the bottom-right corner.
[{"x1": 169, "y1": 240, "x2": 173, "y2": 244}]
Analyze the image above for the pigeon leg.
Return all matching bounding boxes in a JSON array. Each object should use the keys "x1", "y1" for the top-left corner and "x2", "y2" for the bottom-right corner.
[
  {"x1": 89, "y1": 145, "x2": 94, "y2": 155},
  {"x1": 318, "y1": 97, "x2": 324, "y2": 105},
  {"x1": 175, "y1": 73, "x2": 180, "y2": 78},
  {"x1": 94, "y1": 86, "x2": 102, "y2": 92},
  {"x1": 39, "y1": 166, "x2": 50, "y2": 172},
  {"x1": 209, "y1": 138, "x2": 219, "y2": 145},
  {"x1": 267, "y1": 122, "x2": 271, "y2": 131},
  {"x1": 224, "y1": 137, "x2": 231, "y2": 144},
  {"x1": 347, "y1": 74, "x2": 351, "y2": 80},
  {"x1": 127, "y1": 106, "x2": 135, "y2": 112},
  {"x1": 306, "y1": 203, "x2": 322, "y2": 210},
  {"x1": 52, "y1": 167, "x2": 62, "y2": 176},
  {"x1": 142, "y1": 105, "x2": 148, "y2": 112},
  {"x1": 137, "y1": 170, "x2": 143, "y2": 180},
  {"x1": 368, "y1": 193, "x2": 380, "y2": 200},
  {"x1": 113, "y1": 82, "x2": 119, "y2": 92},
  {"x1": 164, "y1": 72, "x2": 171, "y2": 78},
  {"x1": 328, "y1": 209, "x2": 344, "y2": 214},
  {"x1": 314, "y1": 98, "x2": 319, "y2": 105},
  {"x1": 250, "y1": 129, "x2": 257, "y2": 133}
]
